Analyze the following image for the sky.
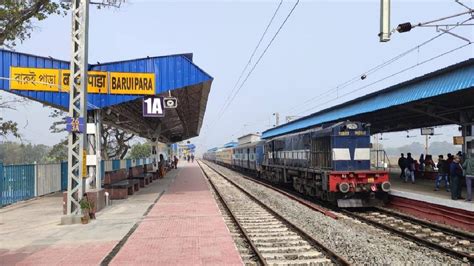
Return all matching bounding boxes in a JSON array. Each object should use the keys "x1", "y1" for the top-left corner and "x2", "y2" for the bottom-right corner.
[{"x1": 1, "y1": 0, "x2": 473, "y2": 154}]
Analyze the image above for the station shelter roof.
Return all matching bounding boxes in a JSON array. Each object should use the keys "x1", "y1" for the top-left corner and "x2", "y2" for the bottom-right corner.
[
  {"x1": 0, "y1": 49, "x2": 213, "y2": 143},
  {"x1": 223, "y1": 141, "x2": 238, "y2": 148},
  {"x1": 262, "y1": 58, "x2": 474, "y2": 139}
]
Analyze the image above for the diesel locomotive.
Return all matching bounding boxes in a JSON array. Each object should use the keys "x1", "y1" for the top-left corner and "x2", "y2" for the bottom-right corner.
[{"x1": 203, "y1": 121, "x2": 391, "y2": 208}]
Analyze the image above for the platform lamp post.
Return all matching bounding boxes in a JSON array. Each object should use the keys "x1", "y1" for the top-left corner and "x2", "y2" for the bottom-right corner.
[{"x1": 62, "y1": 0, "x2": 90, "y2": 223}]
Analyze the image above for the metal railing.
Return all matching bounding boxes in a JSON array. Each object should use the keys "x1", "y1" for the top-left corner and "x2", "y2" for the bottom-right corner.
[
  {"x1": 0, "y1": 158, "x2": 152, "y2": 207},
  {"x1": 371, "y1": 149, "x2": 392, "y2": 171}
]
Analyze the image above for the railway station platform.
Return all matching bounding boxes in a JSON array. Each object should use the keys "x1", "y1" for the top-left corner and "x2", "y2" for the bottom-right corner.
[
  {"x1": 109, "y1": 163, "x2": 242, "y2": 265},
  {"x1": 389, "y1": 174, "x2": 472, "y2": 211},
  {"x1": 387, "y1": 173, "x2": 473, "y2": 231},
  {"x1": 0, "y1": 164, "x2": 242, "y2": 265}
]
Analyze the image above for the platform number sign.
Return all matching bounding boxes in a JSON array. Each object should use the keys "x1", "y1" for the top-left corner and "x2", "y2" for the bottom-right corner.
[{"x1": 143, "y1": 97, "x2": 164, "y2": 117}]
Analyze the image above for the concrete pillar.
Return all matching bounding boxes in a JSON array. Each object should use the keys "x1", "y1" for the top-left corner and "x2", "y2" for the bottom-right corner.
[
  {"x1": 86, "y1": 110, "x2": 102, "y2": 191},
  {"x1": 151, "y1": 138, "x2": 159, "y2": 171},
  {"x1": 463, "y1": 124, "x2": 473, "y2": 157}
]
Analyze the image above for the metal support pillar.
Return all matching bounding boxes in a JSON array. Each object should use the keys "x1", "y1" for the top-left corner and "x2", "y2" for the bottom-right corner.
[{"x1": 64, "y1": 0, "x2": 90, "y2": 218}]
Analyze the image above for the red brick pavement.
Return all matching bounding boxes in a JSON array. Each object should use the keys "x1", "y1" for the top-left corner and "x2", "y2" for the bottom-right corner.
[
  {"x1": 0, "y1": 241, "x2": 116, "y2": 266},
  {"x1": 110, "y1": 164, "x2": 242, "y2": 265}
]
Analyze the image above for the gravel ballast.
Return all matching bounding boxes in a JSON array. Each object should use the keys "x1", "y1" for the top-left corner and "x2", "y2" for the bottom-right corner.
[{"x1": 207, "y1": 162, "x2": 465, "y2": 265}]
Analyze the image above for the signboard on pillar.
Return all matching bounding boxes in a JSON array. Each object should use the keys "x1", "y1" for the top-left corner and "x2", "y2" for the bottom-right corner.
[
  {"x1": 66, "y1": 117, "x2": 85, "y2": 133},
  {"x1": 143, "y1": 97, "x2": 164, "y2": 117},
  {"x1": 421, "y1": 127, "x2": 434, "y2": 135},
  {"x1": 83, "y1": 150, "x2": 87, "y2": 178},
  {"x1": 453, "y1": 136, "x2": 464, "y2": 145}
]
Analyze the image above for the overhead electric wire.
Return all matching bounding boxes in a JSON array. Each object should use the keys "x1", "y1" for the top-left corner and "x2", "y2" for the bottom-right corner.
[
  {"x1": 211, "y1": 0, "x2": 284, "y2": 126},
  {"x1": 235, "y1": 16, "x2": 473, "y2": 132},
  {"x1": 296, "y1": 42, "x2": 472, "y2": 116},
  {"x1": 284, "y1": 16, "x2": 473, "y2": 114},
  {"x1": 216, "y1": 0, "x2": 300, "y2": 121}
]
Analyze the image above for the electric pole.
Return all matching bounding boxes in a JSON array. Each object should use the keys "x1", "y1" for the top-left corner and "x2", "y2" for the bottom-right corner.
[{"x1": 63, "y1": 0, "x2": 89, "y2": 222}]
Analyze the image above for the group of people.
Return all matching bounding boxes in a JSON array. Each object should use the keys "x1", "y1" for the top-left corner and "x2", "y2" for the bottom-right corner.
[
  {"x1": 398, "y1": 152, "x2": 473, "y2": 202},
  {"x1": 171, "y1": 154, "x2": 195, "y2": 168},
  {"x1": 186, "y1": 154, "x2": 195, "y2": 163},
  {"x1": 154, "y1": 154, "x2": 196, "y2": 177}
]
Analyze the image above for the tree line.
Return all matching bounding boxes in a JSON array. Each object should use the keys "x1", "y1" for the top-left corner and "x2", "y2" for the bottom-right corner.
[{"x1": 0, "y1": 140, "x2": 151, "y2": 165}]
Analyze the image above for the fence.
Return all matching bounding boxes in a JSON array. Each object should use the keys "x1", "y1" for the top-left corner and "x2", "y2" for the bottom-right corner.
[
  {"x1": 0, "y1": 158, "x2": 152, "y2": 207},
  {"x1": 371, "y1": 149, "x2": 392, "y2": 171}
]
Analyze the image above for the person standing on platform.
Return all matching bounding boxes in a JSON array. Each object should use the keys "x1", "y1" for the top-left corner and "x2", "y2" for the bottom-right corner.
[
  {"x1": 457, "y1": 151, "x2": 464, "y2": 164},
  {"x1": 419, "y1": 154, "x2": 425, "y2": 172},
  {"x1": 435, "y1": 155, "x2": 450, "y2": 192},
  {"x1": 398, "y1": 153, "x2": 407, "y2": 180},
  {"x1": 462, "y1": 154, "x2": 474, "y2": 202},
  {"x1": 446, "y1": 153, "x2": 454, "y2": 183},
  {"x1": 424, "y1": 155, "x2": 434, "y2": 171},
  {"x1": 174, "y1": 155, "x2": 179, "y2": 169},
  {"x1": 159, "y1": 154, "x2": 165, "y2": 178},
  {"x1": 450, "y1": 155, "x2": 464, "y2": 200},
  {"x1": 405, "y1": 153, "x2": 415, "y2": 184}
]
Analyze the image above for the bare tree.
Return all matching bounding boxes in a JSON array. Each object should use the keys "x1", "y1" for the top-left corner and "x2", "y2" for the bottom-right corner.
[
  {"x1": 0, "y1": 95, "x2": 24, "y2": 138},
  {"x1": 100, "y1": 124, "x2": 135, "y2": 160},
  {"x1": 49, "y1": 109, "x2": 135, "y2": 159}
]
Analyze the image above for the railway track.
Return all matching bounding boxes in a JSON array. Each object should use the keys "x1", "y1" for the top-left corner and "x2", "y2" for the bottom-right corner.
[
  {"x1": 198, "y1": 160, "x2": 349, "y2": 266},
  {"x1": 341, "y1": 209, "x2": 474, "y2": 263},
  {"x1": 204, "y1": 160, "x2": 474, "y2": 263}
]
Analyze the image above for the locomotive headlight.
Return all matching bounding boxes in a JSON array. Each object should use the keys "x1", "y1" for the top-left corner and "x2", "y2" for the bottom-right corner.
[
  {"x1": 339, "y1": 182, "x2": 350, "y2": 193},
  {"x1": 342, "y1": 174, "x2": 347, "y2": 178},
  {"x1": 381, "y1": 181, "x2": 391, "y2": 192},
  {"x1": 346, "y1": 123, "x2": 358, "y2": 130}
]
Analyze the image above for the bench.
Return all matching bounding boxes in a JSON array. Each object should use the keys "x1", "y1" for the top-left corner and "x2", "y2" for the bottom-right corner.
[
  {"x1": 144, "y1": 163, "x2": 158, "y2": 180},
  {"x1": 103, "y1": 169, "x2": 140, "y2": 199},
  {"x1": 129, "y1": 165, "x2": 153, "y2": 187}
]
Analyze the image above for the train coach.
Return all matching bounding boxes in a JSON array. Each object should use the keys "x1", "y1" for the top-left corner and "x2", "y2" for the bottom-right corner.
[
  {"x1": 203, "y1": 121, "x2": 390, "y2": 208},
  {"x1": 233, "y1": 139, "x2": 265, "y2": 172}
]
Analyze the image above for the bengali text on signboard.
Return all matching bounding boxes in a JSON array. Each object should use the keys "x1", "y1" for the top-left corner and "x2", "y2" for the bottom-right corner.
[{"x1": 9, "y1": 66, "x2": 155, "y2": 95}]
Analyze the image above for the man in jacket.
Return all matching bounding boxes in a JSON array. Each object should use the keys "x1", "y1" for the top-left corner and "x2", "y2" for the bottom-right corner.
[
  {"x1": 405, "y1": 153, "x2": 415, "y2": 184},
  {"x1": 435, "y1": 155, "x2": 450, "y2": 192},
  {"x1": 450, "y1": 155, "x2": 463, "y2": 200},
  {"x1": 398, "y1": 153, "x2": 407, "y2": 180},
  {"x1": 462, "y1": 154, "x2": 474, "y2": 202}
]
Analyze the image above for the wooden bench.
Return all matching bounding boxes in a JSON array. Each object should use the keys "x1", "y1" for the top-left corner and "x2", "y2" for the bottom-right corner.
[
  {"x1": 129, "y1": 165, "x2": 153, "y2": 187},
  {"x1": 144, "y1": 163, "x2": 158, "y2": 180},
  {"x1": 103, "y1": 169, "x2": 140, "y2": 199}
]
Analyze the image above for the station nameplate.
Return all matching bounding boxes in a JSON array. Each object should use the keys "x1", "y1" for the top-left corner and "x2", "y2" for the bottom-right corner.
[
  {"x1": 10, "y1": 66, "x2": 155, "y2": 95},
  {"x1": 110, "y1": 72, "x2": 155, "y2": 95}
]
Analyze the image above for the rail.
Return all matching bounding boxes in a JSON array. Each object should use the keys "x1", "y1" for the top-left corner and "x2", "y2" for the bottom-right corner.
[
  {"x1": 198, "y1": 160, "x2": 350, "y2": 266},
  {"x1": 342, "y1": 208, "x2": 474, "y2": 263}
]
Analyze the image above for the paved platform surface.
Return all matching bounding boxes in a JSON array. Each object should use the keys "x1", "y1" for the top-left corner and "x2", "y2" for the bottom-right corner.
[
  {"x1": 0, "y1": 168, "x2": 177, "y2": 265},
  {"x1": 110, "y1": 162, "x2": 242, "y2": 265},
  {"x1": 389, "y1": 173, "x2": 473, "y2": 212}
]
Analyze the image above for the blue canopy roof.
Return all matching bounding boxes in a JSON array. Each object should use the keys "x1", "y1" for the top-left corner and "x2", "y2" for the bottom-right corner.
[
  {"x1": 0, "y1": 49, "x2": 213, "y2": 110},
  {"x1": 0, "y1": 49, "x2": 214, "y2": 142},
  {"x1": 223, "y1": 141, "x2": 238, "y2": 148},
  {"x1": 263, "y1": 58, "x2": 474, "y2": 139}
]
